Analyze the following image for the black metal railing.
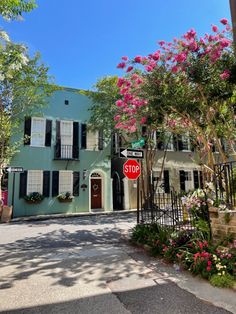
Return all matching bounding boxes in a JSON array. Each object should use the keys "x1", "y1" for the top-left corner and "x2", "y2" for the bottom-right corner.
[
  {"x1": 214, "y1": 161, "x2": 236, "y2": 208},
  {"x1": 139, "y1": 190, "x2": 197, "y2": 231},
  {"x1": 54, "y1": 144, "x2": 79, "y2": 160}
]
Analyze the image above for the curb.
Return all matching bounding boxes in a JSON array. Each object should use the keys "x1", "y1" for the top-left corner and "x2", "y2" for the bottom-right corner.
[{"x1": 9, "y1": 209, "x2": 138, "y2": 223}]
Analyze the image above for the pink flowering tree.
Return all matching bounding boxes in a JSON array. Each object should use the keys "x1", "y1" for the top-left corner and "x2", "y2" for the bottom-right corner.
[{"x1": 115, "y1": 19, "x2": 236, "y2": 191}]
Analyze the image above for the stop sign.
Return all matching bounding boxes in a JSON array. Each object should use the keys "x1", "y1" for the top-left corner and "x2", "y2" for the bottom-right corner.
[{"x1": 123, "y1": 159, "x2": 141, "y2": 180}]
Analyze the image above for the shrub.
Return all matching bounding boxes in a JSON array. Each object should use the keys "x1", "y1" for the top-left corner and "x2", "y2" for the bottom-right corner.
[{"x1": 210, "y1": 273, "x2": 235, "y2": 288}]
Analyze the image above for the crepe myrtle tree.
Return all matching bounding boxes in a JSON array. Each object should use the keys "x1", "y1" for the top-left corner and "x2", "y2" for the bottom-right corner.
[
  {"x1": 0, "y1": 30, "x2": 56, "y2": 203},
  {"x1": 115, "y1": 19, "x2": 236, "y2": 192}
]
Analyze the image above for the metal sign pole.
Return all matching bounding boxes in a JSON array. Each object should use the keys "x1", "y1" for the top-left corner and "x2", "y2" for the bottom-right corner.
[
  {"x1": 11, "y1": 173, "x2": 15, "y2": 218},
  {"x1": 137, "y1": 168, "x2": 140, "y2": 224}
]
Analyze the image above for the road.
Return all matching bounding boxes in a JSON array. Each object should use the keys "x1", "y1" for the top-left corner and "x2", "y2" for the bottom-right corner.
[{"x1": 0, "y1": 212, "x2": 235, "y2": 314}]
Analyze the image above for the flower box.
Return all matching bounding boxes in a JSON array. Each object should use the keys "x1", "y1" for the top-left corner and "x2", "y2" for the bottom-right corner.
[
  {"x1": 58, "y1": 198, "x2": 73, "y2": 203},
  {"x1": 25, "y1": 199, "x2": 42, "y2": 204}
]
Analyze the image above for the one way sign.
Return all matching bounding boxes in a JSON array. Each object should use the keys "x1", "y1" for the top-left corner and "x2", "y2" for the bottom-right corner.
[
  {"x1": 119, "y1": 148, "x2": 144, "y2": 159},
  {"x1": 3, "y1": 166, "x2": 24, "y2": 173}
]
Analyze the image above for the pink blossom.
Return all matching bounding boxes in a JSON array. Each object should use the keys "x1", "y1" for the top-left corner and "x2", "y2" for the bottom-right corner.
[
  {"x1": 129, "y1": 125, "x2": 137, "y2": 133},
  {"x1": 151, "y1": 51, "x2": 160, "y2": 61},
  {"x1": 219, "y1": 38, "x2": 231, "y2": 48},
  {"x1": 206, "y1": 266, "x2": 211, "y2": 272},
  {"x1": 116, "y1": 100, "x2": 124, "y2": 107},
  {"x1": 184, "y1": 29, "x2": 196, "y2": 40},
  {"x1": 121, "y1": 56, "x2": 128, "y2": 61},
  {"x1": 140, "y1": 117, "x2": 147, "y2": 124},
  {"x1": 174, "y1": 52, "x2": 187, "y2": 63},
  {"x1": 117, "y1": 62, "x2": 126, "y2": 69},
  {"x1": 126, "y1": 66, "x2": 133, "y2": 73},
  {"x1": 145, "y1": 65, "x2": 153, "y2": 72},
  {"x1": 220, "y1": 70, "x2": 230, "y2": 80},
  {"x1": 117, "y1": 78, "x2": 126, "y2": 87},
  {"x1": 171, "y1": 65, "x2": 179, "y2": 73},
  {"x1": 220, "y1": 18, "x2": 228, "y2": 25},
  {"x1": 134, "y1": 55, "x2": 142, "y2": 63},
  {"x1": 212, "y1": 25, "x2": 218, "y2": 32},
  {"x1": 114, "y1": 115, "x2": 121, "y2": 121},
  {"x1": 158, "y1": 40, "x2": 165, "y2": 46}
]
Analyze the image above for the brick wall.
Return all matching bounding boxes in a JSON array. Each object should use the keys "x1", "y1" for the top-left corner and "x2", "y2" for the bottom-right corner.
[{"x1": 209, "y1": 207, "x2": 236, "y2": 241}]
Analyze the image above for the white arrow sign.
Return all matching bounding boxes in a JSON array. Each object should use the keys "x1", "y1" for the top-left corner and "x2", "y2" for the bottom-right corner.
[
  {"x1": 120, "y1": 148, "x2": 144, "y2": 159},
  {"x1": 4, "y1": 166, "x2": 24, "y2": 173}
]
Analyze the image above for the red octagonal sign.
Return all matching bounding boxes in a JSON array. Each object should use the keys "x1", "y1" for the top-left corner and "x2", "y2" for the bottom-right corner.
[{"x1": 123, "y1": 159, "x2": 141, "y2": 180}]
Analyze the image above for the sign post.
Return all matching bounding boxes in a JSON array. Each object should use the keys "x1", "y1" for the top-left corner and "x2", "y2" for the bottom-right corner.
[{"x1": 3, "y1": 166, "x2": 24, "y2": 219}]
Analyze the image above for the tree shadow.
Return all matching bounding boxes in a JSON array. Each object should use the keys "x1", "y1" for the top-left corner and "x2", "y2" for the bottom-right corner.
[{"x1": 0, "y1": 215, "x2": 140, "y2": 291}]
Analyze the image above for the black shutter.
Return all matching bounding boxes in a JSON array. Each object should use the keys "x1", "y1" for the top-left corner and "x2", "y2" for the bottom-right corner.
[
  {"x1": 19, "y1": 171, "x2": 27, "y2": 198},
  {"x1": 190, "y1": 139, "x2": 195, "y2": 152},
  {"x1": 73, "y1": 171, "x2": 80, "y2": 196},
  {"x1": 179, "y1": 170, "x2": 186, "y2": 191},
  {"x1": 163, "y1": 170, "x2": 170, "y2": 193},
  {"x1": 43, "y1": 171, "x2": 50, "y2": 197},
  {"x1": 173, "y1": 135, "x2": 178, "y2": 151},
  {"x1": 73, "y1": 122, "x2": 79, "y2": 159},
  {"x1": 52, "y1": 171, "x2": 59, "y2": 197},
  {"x1": 178, "y1": 135, "x2": 183, "y2": 151},
  {"x1": 98, "y1": 130, "x2": 103, "y2": 150},
  {"x1": 156, "y1": 131, "x2": 164, "y2": 150},
  {"x1": 81, "y1": 124, "x2": 87, "y2": 149},
  {"x1": 55, "y1": 121, "x2": 61, "y2": 158},
  {"x1": 24, "y1": 117, "x2": 31, "y2": 145},
  {"x1": 199, "y1": 171, "x2": 203, "y2": 188},
  {"x1": 193, "y1": 170, "x2": 199, "y2": 189},
  {"x1": 45, "y1": 120, "x2": 52, "y2": 147}
]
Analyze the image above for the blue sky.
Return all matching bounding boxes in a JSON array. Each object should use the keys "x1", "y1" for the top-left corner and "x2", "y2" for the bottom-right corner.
[{"x1": 0, "y1": 0, "x2": 231, "y2": 90}]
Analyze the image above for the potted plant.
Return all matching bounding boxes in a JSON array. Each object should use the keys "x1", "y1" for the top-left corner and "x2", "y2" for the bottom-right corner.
[
  {"x1": 24, "y1": 192, "x2": 44, "y2": 204},
  {"x1": 57, "y1": 192, "x2": 74, "y2": 203}
]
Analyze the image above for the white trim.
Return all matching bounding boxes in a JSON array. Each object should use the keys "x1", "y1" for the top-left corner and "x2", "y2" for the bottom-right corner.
[{"x1": 30, "y1": 117, "x2": 46, "y2": 147}]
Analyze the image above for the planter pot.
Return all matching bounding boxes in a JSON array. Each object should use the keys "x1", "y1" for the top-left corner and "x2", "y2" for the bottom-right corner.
[
  {"x1": 25, "y1": 200, "x2": 43, "y2": 204},
  {"x1": 58, "y1": 198, "x2": 73, "y2": 203}
]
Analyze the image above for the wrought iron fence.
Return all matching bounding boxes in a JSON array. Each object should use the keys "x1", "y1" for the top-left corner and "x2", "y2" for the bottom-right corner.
[
  {"x1": 139, "y1": 190, "x2": 198, "y2": 231},
  {"x1": 214, "y1": 161, "x2": 236, "y2": 209}
]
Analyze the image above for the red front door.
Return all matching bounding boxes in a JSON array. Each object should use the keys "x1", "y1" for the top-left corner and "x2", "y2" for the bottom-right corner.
[{"x1": 91, "y1": 179, "x2": 102, "y2": 209}]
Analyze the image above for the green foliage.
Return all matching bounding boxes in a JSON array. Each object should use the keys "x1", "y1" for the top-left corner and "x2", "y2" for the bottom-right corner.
[
  {"x1": 0, "y1": 0, "x2": 37, "y2": 20},
  {"x1": 83, "y1": 76, "x2": 121, "y2": 139},
  {"x1": 24, "y1": 192, "x2": 44, "y2": 203},
  {"x1": 209, "y1": 273, "x2": 235, "y2": 288}
]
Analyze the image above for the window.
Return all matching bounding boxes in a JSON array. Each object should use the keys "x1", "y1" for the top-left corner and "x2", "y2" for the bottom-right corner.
[
  {"x1": 59, "y1": 171, "x2": 73, "y2": 194},
  {"x1": 181, "y1": 134, "x2": 191, "y2": 151},
  {"x1": 31, "y1": 118, "x2": 46, "y2": 147},
  {"x1": 86, "y1": 130, "x2": 99, "y2": 150},
  {"x1": 27, "y1": 170, "x2": 43, "y2": 195},
  {"x1": 60, "y1": 120, "x2": 73, "y2": 158},
  {"x1": 164, "y1": 132, "x2": 174, "y2": 151}
]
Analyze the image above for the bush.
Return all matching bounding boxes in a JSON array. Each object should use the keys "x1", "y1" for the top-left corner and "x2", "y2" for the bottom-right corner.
[
  {"x1": 210, "y1": 273, "x2": 235, "y2": 288},
  {"x1": 24, "y1": 192, "x2": 44, "y2": 203}
]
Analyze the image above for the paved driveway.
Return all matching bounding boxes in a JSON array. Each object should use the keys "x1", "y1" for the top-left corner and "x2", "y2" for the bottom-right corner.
[{"x1": 0, "y1": 213, "x2": 235, "y2": 314}]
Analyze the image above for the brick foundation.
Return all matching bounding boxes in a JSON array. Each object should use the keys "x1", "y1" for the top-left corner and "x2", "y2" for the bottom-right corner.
[{"x1": 209, "y1": 207, "x2": 236, "y2": 241}]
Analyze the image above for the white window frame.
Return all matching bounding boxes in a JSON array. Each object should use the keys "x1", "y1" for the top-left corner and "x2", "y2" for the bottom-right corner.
[
  {"x1": 60, "y1": 120, "x2": 73, "y2": 158},
  {"x1": 59, "y1": 171, "x2": 73, "y2": 194},
  {"x1": 183, "y1": 170, "x2": 194, "y2": 192},
  {"x1": 86, "y1": 130, "x2": 99, "y2": 151},
  {"x1": 164, "y1": 132, "x2": 174, "y2": 151},
  {"x1": 30, "y1": 117, "x2": 46, "y2": 147},
  {"x1": 27, "y1": 170, "x2": 43, "y2": 195},
  {"x1": 181, "y1": 133, "x2": 191, "y2": 152}
]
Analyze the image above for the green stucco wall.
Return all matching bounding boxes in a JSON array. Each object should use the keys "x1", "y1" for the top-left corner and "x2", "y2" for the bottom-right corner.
[{"x1": 7, "y1": 88, "x2": 112, "y2": 217}]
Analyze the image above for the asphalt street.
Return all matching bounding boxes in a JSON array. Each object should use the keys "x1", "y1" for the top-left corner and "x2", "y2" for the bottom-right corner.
[{"x1": 0, "y1": 212, "x2": 235, "y2": 314}]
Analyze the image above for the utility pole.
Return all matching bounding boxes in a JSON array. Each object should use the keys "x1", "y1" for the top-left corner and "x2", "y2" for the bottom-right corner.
[{"x1": 230, "y1": 0, "x2": 236, "y2": 46}]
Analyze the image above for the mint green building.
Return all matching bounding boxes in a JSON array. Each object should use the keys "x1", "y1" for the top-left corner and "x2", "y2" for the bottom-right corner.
[{"x1": 7, "y1": 88, "x2": 112, "y2": 217}]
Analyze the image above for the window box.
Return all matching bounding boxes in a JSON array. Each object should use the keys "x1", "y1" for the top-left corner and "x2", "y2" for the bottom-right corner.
[
  {"x1": 57, "y1": 192, "x2": 74, "y2": 203},
  {"x1": 24, "y1": 192, "x2": 44, "y2": 204}
]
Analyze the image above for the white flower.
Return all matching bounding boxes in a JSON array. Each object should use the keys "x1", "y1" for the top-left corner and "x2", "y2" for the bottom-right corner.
[{"x1": 0, "y1": 30, "x2": 10, "y2": 42}]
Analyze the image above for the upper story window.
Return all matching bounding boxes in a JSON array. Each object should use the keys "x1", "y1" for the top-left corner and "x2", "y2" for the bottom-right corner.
[
  {"x1": 180, "y1": 134, "x2": 191, "y2": 152},
  {"x1": 81, "y1": 124, "x2": 104, "y2": 151},
  {"x1": 31, "y1": 118, "x2": 46, "y2": 147},
  {"x1": 87, "y1": 130, "x2": 99, "y2": 150},
  {"x1": 24, "y1": 117, "x2": 52, "y2": 147},
  {"x1": 27, "y1": 170, "x2": 43, "y2": 195}
]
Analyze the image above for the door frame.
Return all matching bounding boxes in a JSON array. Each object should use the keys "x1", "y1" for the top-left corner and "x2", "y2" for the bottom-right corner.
[{"x1": 89, "y1": 170, "x2": 105, "y2": 212}]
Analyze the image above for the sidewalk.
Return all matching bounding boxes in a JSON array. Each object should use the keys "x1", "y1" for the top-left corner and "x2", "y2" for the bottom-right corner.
[{"x1": 10, "y1": 209, "x2": 137, "y2": 223}]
